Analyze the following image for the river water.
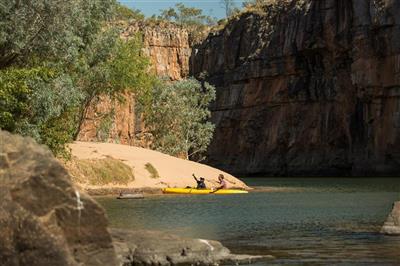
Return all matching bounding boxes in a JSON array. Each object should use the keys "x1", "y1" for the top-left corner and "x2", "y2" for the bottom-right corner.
[{"x1": 97, "y1": 178, "x2": 400, "y2": 265}]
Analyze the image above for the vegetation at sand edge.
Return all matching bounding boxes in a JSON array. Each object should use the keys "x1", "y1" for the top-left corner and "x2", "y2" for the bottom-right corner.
[{"x1": 68, "y1": 157, "x2": 135, "y2": 186}]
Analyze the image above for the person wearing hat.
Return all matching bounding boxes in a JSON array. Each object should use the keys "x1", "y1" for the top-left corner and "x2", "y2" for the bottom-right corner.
[{"x1": 192, "y1": 174, "x2": 206, "y2": 189}]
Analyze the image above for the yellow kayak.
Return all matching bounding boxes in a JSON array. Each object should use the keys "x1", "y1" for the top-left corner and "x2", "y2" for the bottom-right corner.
[{"x1": 162, "y1": 188, "x2": 248, "y2": 195}]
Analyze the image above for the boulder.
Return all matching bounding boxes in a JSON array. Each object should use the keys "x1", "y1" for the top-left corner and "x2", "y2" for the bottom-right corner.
[
  {"x1": 111, "y1": 229, "x2": 270, "y2": 265},
  {"x1": 381, "y1": 201, "x2": 400, "y2": 235},
  {"x1": 0, "y1": 131, "x2": 117, "y2": 265}
]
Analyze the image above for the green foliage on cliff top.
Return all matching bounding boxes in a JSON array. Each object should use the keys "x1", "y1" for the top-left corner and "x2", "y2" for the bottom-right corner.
[
  {"x1": 157, "y1": 3, "x2": 216, "y2": 44},
  {"x1": 115, "y1": 3, "x2": 145, "y2": 20},
  {"x1": 159, "y1": 3, "x2": 216, "y2": 27}
]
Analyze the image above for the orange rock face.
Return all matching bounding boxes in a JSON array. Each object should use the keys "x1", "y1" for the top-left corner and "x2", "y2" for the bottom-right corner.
[
  {"x1": 122, "y1": 21, "x2": 190, "y2": 81},
  {"x1": 77, "y1": 92, "x2": 148, "y2": 146},
  {"x1": 192, "y1": 0, "x2": 400, "y2": 176},
  {"x1": 78, "y1": 22, "x2": 190, "y2": 145}
]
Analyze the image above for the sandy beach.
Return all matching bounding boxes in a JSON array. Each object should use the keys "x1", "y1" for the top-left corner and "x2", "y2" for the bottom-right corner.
[{"x1": 66, "y1": 141, "x2": 249, "y2": 194}]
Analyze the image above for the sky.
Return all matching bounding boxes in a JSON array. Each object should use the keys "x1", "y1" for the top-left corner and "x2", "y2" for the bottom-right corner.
[{"x1": 118, "y1": 0, "x2": 247, "y2": 19}]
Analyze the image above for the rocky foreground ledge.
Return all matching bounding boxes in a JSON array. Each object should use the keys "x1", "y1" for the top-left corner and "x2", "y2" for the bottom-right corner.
[
  {"x1": 0, "y1": 131, "x2": 268, "y2": 265},
  {"x1": 381, "y1": 202, "x2": 400, "y2": 235},
  {"x1": 112, "y1": 229, "x2": 271, "y2": 265}
]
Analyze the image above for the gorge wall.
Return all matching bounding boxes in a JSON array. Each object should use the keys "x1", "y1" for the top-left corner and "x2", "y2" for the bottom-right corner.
[
  {"x1": 77, "y1": 21, "x2": 190, "y2": 145},
  {"x1": 192, "y1": 0, "x2": 400, "y2": 176}
]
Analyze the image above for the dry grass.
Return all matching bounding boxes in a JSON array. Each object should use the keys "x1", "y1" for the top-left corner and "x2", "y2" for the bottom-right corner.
[
  {"x1": 145, "y1": 162, "x2": 160, "y2": 179},
  {"x1": 66, "y1": 157, "x2": 134, "y2": 186}
]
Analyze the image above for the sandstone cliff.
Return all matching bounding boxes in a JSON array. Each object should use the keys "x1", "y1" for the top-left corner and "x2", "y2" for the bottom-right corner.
[
  {"x1": 78, "y1": 21, "x2": 190, "y2": 145},
  {"x1": 121, "y1": 21, "x2": 191, "y2": 81},
  {"x1": 192, "y1": 0, "x2": 400, "y2": 176}
]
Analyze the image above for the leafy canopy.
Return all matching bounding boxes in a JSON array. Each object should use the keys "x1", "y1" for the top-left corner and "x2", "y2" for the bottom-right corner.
[
  {"x1": 0, "y1": 0, "x2": 155, "y2": 156},
  {"x1": 146, "y1": 78, "x2": 216, "y2": 160},
  {"x1": 0, "y1": 0, "x2": 116, "y2": 68},
  {"x1": 220, "y1": 0, "x2": 238, "y2": 17},
  {"x1": 159, "y1": 3, "x2": 210, "y2": 26},
  {"x1": 0, "y1": 67, "x2": 84, "y2": 155},
  {"x1": 114, "y1": 4, "x2": 145, "y2": 20}
]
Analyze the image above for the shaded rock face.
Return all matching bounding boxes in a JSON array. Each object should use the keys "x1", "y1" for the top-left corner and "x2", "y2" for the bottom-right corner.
[
  {"x1": 381, "y1": 201, "x2": 400, "y2": 235},
  {"x1": 192, "y1": 0, "x2": 400, "y2": 176},
  {"x1": 0, "y1": 131, "x2": 117, "y2": 265},
  {"x1": 78, "y1": 21, "x2": 190, "y2": 145}
]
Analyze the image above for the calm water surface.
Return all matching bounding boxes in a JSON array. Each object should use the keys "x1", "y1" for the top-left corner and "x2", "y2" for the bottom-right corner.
[{"x1": 97, "y1": 178, "x2": 400, "y2": 265}]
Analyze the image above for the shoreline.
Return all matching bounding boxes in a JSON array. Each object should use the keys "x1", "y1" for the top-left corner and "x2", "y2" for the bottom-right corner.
[
  {"x1": 66, "y1": 141, "x2": 250, "y2": 193},
  {"x1": 83, "y1": 185, "x2": 301, "y2": 197},
  {"x1": 83, "y1": 186, "x2": 252, "y2": 196}
]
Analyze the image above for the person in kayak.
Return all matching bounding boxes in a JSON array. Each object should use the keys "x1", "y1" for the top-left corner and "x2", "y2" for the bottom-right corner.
[
  {"x1": 192, "y1": 174, "x2": 206, "y2": 189},
  {"x1": 216, "y1": 174, "x2": 227, "y2": 189}
]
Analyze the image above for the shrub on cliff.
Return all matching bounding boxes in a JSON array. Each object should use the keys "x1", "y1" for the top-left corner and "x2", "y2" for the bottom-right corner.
[
  {"x1": 145, "y1": 78, "x2": 216, "y2": 160},
  {"x1": 115, "y1": 3, "x2": 145, "y2": 21},
  {"x1": 158, "y1": 3, "x2": 216, "y2": 44}
]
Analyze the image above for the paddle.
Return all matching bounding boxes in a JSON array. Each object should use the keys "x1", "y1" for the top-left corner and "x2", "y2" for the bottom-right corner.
[{"x1": 210, "y1": 187, "x2": 221, "y2": 194}]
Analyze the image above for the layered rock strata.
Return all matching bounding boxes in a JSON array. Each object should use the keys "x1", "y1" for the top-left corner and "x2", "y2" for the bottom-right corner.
[{"x1": 192, "y1": 0, "x2": 400, "y2": 176}]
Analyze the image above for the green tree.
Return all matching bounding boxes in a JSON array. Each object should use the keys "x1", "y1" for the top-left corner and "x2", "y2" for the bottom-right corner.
[
  {"x1": 0, "y1": 0, "x2": 156, "y2": 156},
  {"x1": 220, "y1": 0, "x2": 236, "y2": 17},
  {"x1": 76, "y1": 35, "x2": 155, "y2": 136},
  {"x1": 114, "y1": 4, "x2": 145, "y2": 20},
  {"x1": 146, "y1": 78, "x2": 216, "y2": 160},
  {"x1": 159, "y1": 3, "x2": 216, "y2": 27},
  {"x1": 0, "y1": 67, "x2": 84, "y2": 156},
  {"x1": 0, "y1": 0, "x2": 115, "y2": 68}
]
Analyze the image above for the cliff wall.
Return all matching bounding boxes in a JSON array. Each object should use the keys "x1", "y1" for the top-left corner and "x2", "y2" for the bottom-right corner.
[
  {"x1": 192, "y1": 0, "x2": 400, "y2": 176},
  {"x1": 78, "y1": 21, "x2": 190, "y2": 145}
]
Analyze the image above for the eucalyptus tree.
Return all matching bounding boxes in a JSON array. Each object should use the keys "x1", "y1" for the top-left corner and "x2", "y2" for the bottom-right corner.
[
  {"x1": 146, "y1": 78, "x2": 216, "y2": 160},
  {"x1": 0, "y1": 0, "x2": 116, "y2": 69},
  {"x1": 159, "y1": 3, "x2": 217, "y2": 27},
  {"x1": 220, "y1": 0, "x2": 236, "y2": 17}
]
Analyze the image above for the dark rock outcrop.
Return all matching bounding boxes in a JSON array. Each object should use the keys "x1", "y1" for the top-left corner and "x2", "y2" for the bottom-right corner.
[
  {"x1": 381, "y1": 201, "x2": 400, "y2": 235},
  {"x1": 111, "y1": 228, "x2": 270, "y2": 265},
  {"x1": 192, "y1": 0, "x2": 400, "y2": 176},
  {"x1": 0, "y1": 131, "x2": 117, "y2": 265}
]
